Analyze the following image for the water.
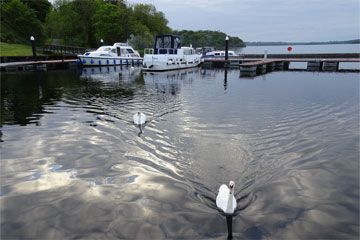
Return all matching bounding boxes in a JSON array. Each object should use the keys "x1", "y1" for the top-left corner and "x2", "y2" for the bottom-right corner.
[
  {"x1": 1, "y1": 67, "x2": 359, "y2": 239},
  {"x1": 234, "y1": 43, "x2": 360, "y2": 70},
  {"x1": 235, "y1": 43, "x2": 360, "y2": 54}
]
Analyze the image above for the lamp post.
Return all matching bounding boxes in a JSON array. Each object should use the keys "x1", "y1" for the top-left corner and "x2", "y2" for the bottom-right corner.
[
  {"x1": 100, "y1": 39, "x2": 104, "y2": 46},
  {"x1": 30, "y1": 36, "x2": 36, "y2": 57},
  {"x1": 225, "y1": 36, "x2": 229, "y2": 62}
]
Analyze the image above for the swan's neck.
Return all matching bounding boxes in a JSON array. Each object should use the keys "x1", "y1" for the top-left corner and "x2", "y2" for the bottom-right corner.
[{"x1": 225, "y1": 192, "x2": 233, "y2": 214}]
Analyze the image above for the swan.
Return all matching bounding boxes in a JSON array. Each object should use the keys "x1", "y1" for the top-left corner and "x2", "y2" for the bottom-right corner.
[
  {"x1": 133, "y1": 112, "x2": 146, "y2": 125},
  {"x1": 216, "y1": 181, "x2": 237, "y2": 214}
]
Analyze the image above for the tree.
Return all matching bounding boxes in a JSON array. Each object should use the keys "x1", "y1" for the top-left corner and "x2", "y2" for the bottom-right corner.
[
  {"x1": 0, "y1": 0, "x2": 45, "y2": 43},
  {"x1": 131, "y1": 4, "x2": 171, "y2": 36},
  {"x1": 22, "y1": 0, "x2": 52, "y2": 22},
  {"x1": 173, "y1": 30, "x2": 245, "y2": 48},
  {"x1": 92, "y1": 2, "x2": 131, "y2": 44}
]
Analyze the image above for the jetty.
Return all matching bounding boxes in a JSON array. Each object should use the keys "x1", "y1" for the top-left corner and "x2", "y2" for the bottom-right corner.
[
  {"x1": 0, "y1": 56, "x2": 79, "y2": 72},
  {"x1": 202, "y1": 53, "x2": 360, "y2": 77}
]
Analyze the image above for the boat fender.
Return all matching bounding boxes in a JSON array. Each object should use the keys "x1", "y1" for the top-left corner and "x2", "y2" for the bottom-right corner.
[
  {"x1": 98, "y1": 60, "x2": 101, "y2": 65},
  {"x1": 90, "y1": 59, "x2": 94, "y2": 64},
  {"x1": 82, "y1": 59, "x2": 86, "y2": 64},
  {"x1": 167, "y1": 60, "x2": 172, "y2": 65}
]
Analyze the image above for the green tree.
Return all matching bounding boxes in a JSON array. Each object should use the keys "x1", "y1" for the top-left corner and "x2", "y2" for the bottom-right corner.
[
  {"x1": 92, "y1": 2, "x2": 131, "y2": 44},
  {"x1": 0, "y1": 0, "x2": 45, "y2": 43},
  {"x1": 22, "y1": 0, "x2": 52, "y2": 22},
  {"x1": 131, "y1": 4, "x2": 171, "y2": 36},
  {"x1": 173, "y1": 30, "x2": 245, "y2": 49},
  {"x1": 46, "y1": 0, "x2": 100, "y2": 47},
  {"x1": 128, "y1": 23, "x2": 153, "y2": 50}
]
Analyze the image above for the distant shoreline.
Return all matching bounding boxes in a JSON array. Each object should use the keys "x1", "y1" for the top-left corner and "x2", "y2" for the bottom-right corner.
[{"x1": 245, "y1": 39, "x2": 360, "y2": 46}]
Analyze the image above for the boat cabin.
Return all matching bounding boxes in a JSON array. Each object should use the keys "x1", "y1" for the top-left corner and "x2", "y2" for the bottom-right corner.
[{"x1": 154, "y1": 35, "x2": 181, "y2": 55}]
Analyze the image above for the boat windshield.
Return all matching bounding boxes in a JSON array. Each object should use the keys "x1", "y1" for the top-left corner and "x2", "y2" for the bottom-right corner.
[
  {"x1": 97, "y1": 47, "x2": 111, "y2": 51},
  {"x1": 154, "y1": 35, "x2": 181, "y2": 54},
  {"x1": 126, "y1": 48, "x2": 134, "y2": 53},
  {"x1": 155, "y1": 35, "x2": 180, "y2": 49}
]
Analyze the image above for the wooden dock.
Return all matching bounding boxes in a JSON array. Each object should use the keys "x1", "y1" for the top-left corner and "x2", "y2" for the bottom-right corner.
[
  {"x1": 0, "y1": 58, "x2": 79, "y2": 72},
  {"x1": 201, "y1": 53, "x2": 360, "y2": 77}
]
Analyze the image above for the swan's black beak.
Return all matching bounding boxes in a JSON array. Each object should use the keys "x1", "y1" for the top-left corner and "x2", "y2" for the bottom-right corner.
[{"x1": 229, "y1": 184, "x2": 234, "y2": 194}]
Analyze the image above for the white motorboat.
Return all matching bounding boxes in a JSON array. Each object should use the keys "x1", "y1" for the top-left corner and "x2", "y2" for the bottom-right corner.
[
  {"x1": 142, "y1": 35, "x2": 201, "y2": 71},
  {"x1": 78, "y1": 42, "x2": 142, "y2": 66},
  {"x1": 203, "y1": 50, "x2": 239, "y2": 58}
]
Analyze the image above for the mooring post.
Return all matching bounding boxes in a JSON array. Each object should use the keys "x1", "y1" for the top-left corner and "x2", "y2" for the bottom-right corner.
[
  {"x1": 30, "y1": 36, "x2": 36, "y2": 57},
  {"x1": 264, "y1": 49, "x2": 268, "y2": 60},
  {"x1": 225, "y1": 36, "x2": 229, "y2": 65}
]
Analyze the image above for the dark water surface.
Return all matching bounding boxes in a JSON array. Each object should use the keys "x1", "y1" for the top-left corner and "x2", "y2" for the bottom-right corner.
[{"x1": 1, "y1": 67, "x2": 359, "y2": 239}]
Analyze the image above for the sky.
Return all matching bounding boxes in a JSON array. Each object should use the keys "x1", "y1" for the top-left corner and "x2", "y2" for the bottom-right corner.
[{"x1": 125, "y1": 0, "x2": 360, "y2": 42}]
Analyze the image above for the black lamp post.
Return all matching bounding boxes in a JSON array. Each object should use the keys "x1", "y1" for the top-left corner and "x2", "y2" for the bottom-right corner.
[
  {"x1": 225, "y1": 36, "x2": 229, "y2": 62},
  {"x1": 30, "y1": 36, "x2": 36, "y2": 57}
]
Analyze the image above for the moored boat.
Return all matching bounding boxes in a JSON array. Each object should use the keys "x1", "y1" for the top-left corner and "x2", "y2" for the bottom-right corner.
[
  {"x1": 203, "y1": 50, "x2": 239, "y2": 58},
  {"x1": 78, "y1": 42, "x2": 142, "y2": 66},
  {"x1": 142, "y1": 35, "x2": 201, "y2": 71}
]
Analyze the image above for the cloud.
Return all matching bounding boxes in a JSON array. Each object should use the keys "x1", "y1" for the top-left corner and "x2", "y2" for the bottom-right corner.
[{"x1": 125, "y1": 0, "x2": 360, "y2": 41}]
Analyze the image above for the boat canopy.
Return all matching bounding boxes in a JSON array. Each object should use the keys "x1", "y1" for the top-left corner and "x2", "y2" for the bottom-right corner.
[{"x1": 154, "y1": 35, "x2": 181, "y2": 54}]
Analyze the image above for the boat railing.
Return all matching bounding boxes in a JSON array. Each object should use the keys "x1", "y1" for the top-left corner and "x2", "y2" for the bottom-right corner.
[{"x1": 144, "y1": 48, "x2": 154, "y2": 55}]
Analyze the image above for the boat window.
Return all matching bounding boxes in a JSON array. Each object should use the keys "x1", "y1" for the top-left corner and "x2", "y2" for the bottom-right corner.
[
  {"x1": 111, "y1": 49, "x2": 116, "y2": 53},
  {"x1": 163, "y1": 36, "x2": 171, "y2": 48},
  {"x1": 121, "y1": 49, "x2": 128, "y2": 55},
  {"x1": 215, "y1": 53, "x2": 220, "y2": 56},
  {"x1": 100, "y1": 54, "x2": 111, "y2": 57},
  {"x1": 174, "y1": 37, "x2": 180, "y2": 49},
  {"x1": 126, "y1": 48, "x2": 134, "y2": 53},
  {"x1": 156, "y1": 38, "x2": 164, "y2": 49}
]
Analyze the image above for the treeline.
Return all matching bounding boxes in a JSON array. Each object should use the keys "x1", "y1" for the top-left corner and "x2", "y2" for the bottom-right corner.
[
  {"x1": 174, "y1": 30, "x2": 246, "y2": 49},
  {"x1": 0, "y1": 0, "x2": 171, "y2": 49},
  {"x1": 0, "y1": 0, "x2": 245, "y2": 50}
]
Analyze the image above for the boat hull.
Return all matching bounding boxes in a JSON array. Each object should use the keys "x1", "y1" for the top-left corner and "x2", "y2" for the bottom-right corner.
[
  {"x1": 142, "y1": 55, "x2": 201, "y2": 72},
  {"x1": 142, "y1": 62, "x2": 200, "y2": 71},
  {"x1": 78, "y1": 56, "x2": 142, "y2": 66}
]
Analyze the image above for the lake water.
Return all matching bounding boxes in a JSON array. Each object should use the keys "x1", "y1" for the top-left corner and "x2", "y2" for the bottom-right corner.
[
  {"x1": 236, "y1": 43, "x2": 360, "y2": 54},
  {"x1": 235, "y1": 43, "x2": 360, "y2": 69},
  {"x1": 1, "y1": 66, "x2": 359, "y2": 239}
]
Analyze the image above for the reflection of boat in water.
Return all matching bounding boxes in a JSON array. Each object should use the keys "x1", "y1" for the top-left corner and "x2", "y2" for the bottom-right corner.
[
  {"x1": 142, "y1": 68, "x2": 200, "y2": 96},
  {"x1": 143, "y1": 67, "x2": 200, "y2": 85},
  {"x1": 80, "y1": 66, "x2": 141, "y2": 82},
  {"x1": 142, "y1": 35, "x2": 201, "y2": 72},
  {"x1": 78, "y1": 42, "x2": 142, "y2": 66}
]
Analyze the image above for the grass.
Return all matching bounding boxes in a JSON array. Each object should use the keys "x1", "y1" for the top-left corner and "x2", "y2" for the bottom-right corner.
[{"x1": 0, "y1": 42, "x2": 38, "y2": 56}]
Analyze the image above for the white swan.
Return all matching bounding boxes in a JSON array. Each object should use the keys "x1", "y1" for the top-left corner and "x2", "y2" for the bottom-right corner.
[
  {"x1": 216, "y1": 181, "x2": 237, "y2": 214},
  {"x1": 133, "y1": 112, "x2": 146, "y2": 125}
]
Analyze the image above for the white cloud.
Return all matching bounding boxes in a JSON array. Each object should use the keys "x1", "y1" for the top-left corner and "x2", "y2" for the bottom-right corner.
[{"x1": 112, "y1": 0, "x2": 360, "y2": 41}]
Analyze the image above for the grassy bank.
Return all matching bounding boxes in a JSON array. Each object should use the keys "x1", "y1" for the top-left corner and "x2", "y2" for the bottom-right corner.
[{"x1": 0, "y1": 42, "x2": 36, "y2": 56}]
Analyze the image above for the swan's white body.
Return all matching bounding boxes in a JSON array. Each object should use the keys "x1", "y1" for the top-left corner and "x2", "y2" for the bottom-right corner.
[
  {"x1": 216, "y1": 181, "x2": 237, "y2": 214},
  {"x1": 133, "y1": 112, "x2": 146, "y2": 125}
]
